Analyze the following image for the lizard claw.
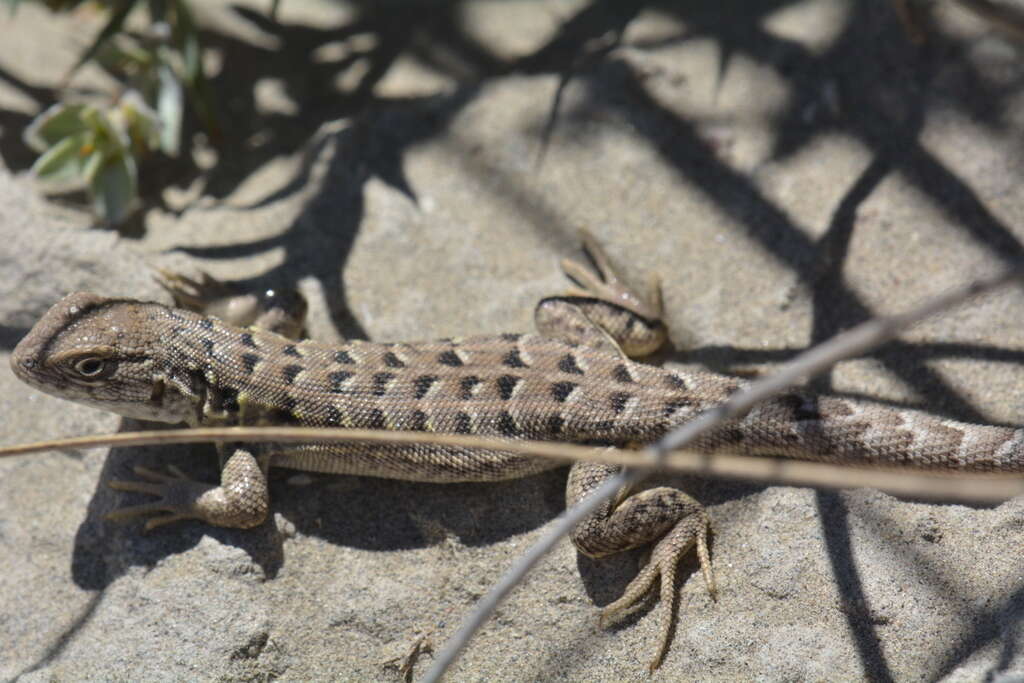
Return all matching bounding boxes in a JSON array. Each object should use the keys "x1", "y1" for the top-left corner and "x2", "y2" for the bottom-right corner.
[
  {"x1": 154, "y1": 268, "x2": 307, "y2": 338},
  {"x1": 596, "y1": 504, "x2": 715, "y2": 672},
  {"x1": 154, "y1": 269, "x2": 234, "y2": 312},
  {"x1": 107, "y1": 465, "x2": 189, "y2": 496},
  {"x1": 560, "y1": 230, "x2": 664, "y2": 321},
  {"x1": 104, "y1": 502, "x2": 190, "y2": 531},
  {"x1": 105, "y1": 451, "x2": 269, "y2": 529},
  {"x1": 542, "y1": 231, "x2": 668, "y2": 356},
  {"x1": 106, "y1": 465, "x2": 214, "y2": 529}
]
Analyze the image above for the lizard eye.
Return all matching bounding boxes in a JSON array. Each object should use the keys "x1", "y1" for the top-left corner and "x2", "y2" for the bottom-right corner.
[{"x1": 73, "y1": 356, "x2": 109, "y2": 379}]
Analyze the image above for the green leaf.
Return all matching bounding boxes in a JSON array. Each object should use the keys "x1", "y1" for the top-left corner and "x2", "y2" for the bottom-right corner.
[
  {"x1": 81, "y1": 144, "x2": 106, "y2": 182},
  {"x1": 81, "y1": 106, "x2": 130, "y2": 154},
  {"x1": 156, "y1": 63, "x2": 182, "y2": 155},
  {"x1": 118, "y1": 89, "x2": 163, "y2": 152},
  {"x1": 31, "y1": 131, "x2": 96, "y2": 189},
  {"x1": 89, "y1": 152, "x2": 138, "y2": 224},
  {"x1": 23, "y1": 103, "x2": 91, "y2": 152}
]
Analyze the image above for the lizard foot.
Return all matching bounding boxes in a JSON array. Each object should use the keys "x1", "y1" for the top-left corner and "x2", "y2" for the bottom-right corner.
[
  {"x1": 562, "y1": 230, "x2": 663, "y2": 321},
  {"x1": 107, "y1": 465, "x2": 215, "y2": 530},
  {"x1": 107, "y1": 449, "x2": 269, "y2": 530},
  {"x1": 155, "y1": 268, "x2": 307, "y2": 339},
  {"x1": 597, "y1": 507, "x2": 715, "y2": 672},
  {"x1": 536, "y1": 231, "x2": 667, "y2": 356},
  {"x1": 381, "y1": 633, "x2": 433, "y2": 682},
  {"x1": 154, "y1": 269, "x2": 235, "y2": 315}
]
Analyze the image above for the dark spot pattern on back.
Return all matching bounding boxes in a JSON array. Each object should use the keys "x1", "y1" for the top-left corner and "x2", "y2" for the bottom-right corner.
[
  {"x1": 408, "y1": 410, "x2": 428, "y2": 431},
  {"x1": 454, "y1": 412, "x2": 473, "y2": 434},
  {"x1": 372, "y1": 372, "x2": 395, "y2": 396},
  {"x1": 795, "y1": 403, "x2": 820, "y2": 422},
  {"x1": 717, "y1": 428, "x2": 745, "y2": 445},
  {"x1": 613, "y1": 364, "x2": 634, "y2": 383},
  {"x1": 663, "y1": 399, "x2": 693, "y2": 418},
  {"x1": 241, "y1": 353, "x2": 260, "y2": 374},
  {"x1": 779, "y1": 394, "x2": 820, "y2": 421},
  {"x1": 334, "y1": 350, "x2": 355, "y2": 364},
  {"x1": 325, "y1": 405, "x2": 343, "y2": 426},
  {"x1": 283, "y1": 345, "x2": 301, "y2": 358},
  {"x1": 503, "y1": 349, "x2": 528, "y2": 368},
  {"x1": 497, "y1": 375, "x2": 520, "y2": 400},
  {"x1": 497, "y1": 411, "x2": 520, "y2": 437},
  {"x1": 367, "y1": 408, "x2": 386, "y2": 429},
  {"x1": 609, "y1": 392, "x2": 631, "y2": 414},
  {"x1": 501, "y1": 333, "x2": 522, "y2": 342},
  {"x1": 551, "y1": 382, "x2": 577, "y2": 403},
  {"x1": 820, "y1": 396, "x2": 855, "y2": 417},
  {"x1": 546, "y1": 414, "x2": 565, "y2": 435},
  {"x1": 329, "y1": 370, "x2": 354, "y2": 392},
  {"x1": 281, "y1": 364, "x2": 302, "y2": 385},
  {"x1": 558, "y1": 354, "x2": 584, "y2": 375},
  {"x1": 241, "y1": 332, "x2": 257, "y2": 348},
  {"x1": 438, "y1": 350, "x2": 463, "y2": 367},
  {"x1": 780, "y1": 430, "x2": 801, "y2": 444},
  {"x1": 199, "y1": 318, "x2": 214, "y2": 331},
  {"x1": 383, "y1": 352, "x2": 405, "y2": 368},
  {"x1": 460, "y1": 376, "x2": 481, "y2": 400},
  {"x1": 201, "y1": 338, "x2": 215, "y2": 356},
  {"x1": 414, "y1": 375, "x2": 438, "y2": 400},
  {"x1": 664, "y1": 373, "x2": 687, "y2": 391}
]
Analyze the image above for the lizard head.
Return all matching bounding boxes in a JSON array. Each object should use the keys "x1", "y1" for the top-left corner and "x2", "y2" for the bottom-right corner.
[{"x1": 11, "y1": 292, "x2": 187, "y2": 423}]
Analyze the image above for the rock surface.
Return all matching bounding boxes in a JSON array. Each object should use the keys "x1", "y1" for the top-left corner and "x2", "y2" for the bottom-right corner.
[{"x1": 3, "y1": 1, "x2": 1024, "y2": 680}]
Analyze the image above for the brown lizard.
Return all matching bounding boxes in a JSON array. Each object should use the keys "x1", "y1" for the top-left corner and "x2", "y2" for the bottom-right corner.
[{"x1": 10, "y1": 234, "x2": 1024, "y2": 671}]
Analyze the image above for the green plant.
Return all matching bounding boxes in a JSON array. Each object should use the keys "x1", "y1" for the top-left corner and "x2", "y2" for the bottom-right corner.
[{"x1": 7, "y1": 0, "x2": 217, "y2": 224}]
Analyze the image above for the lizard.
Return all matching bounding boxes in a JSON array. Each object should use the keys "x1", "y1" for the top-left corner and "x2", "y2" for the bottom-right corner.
[{"x1": 10, "y1": 233, "x2": 1024, "y2": 672}]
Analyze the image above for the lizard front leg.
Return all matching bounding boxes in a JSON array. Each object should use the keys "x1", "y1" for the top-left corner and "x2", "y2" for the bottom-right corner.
[
  {"x1": 543, "y1": 233, "x2": 715, "y2": 670},
  {"x1": 107, "y1": 276, "x2": 308, "y2": 530}
]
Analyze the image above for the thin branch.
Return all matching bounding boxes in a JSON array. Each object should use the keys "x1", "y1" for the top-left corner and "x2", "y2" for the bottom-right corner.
[{"x1": 2, "y1": 427, "x2": 1023, "y2": 502}]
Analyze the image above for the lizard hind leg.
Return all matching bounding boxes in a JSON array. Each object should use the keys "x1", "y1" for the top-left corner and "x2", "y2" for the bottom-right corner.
[
  {"x1": 535, "y1": 231, "x2": 667, "y2": 357},
  {"x1": 568, "y1": 462, "x2": 715, "y2": 671}
]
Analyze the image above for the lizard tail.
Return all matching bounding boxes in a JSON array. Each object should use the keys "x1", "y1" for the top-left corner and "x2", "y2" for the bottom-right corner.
[{"x1": 698, "y1": 392, "x2": 1024, "y2": 472}]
